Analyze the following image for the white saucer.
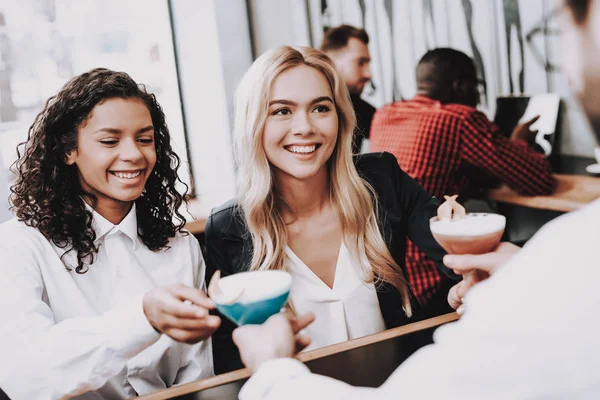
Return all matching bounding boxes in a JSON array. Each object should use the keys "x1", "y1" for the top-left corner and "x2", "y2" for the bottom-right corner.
[{"x1": 585, "y1": 163, "x2": 600, "y2": 174}]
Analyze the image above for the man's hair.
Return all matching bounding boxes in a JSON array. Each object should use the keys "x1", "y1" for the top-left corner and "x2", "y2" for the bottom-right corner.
[
  {"x1": 566, "y1": 0, "x2": 591, "y2": 23},
  {"x1": 320, "y1": 24, "x2": 369, "y2": 52},
  {"x1": 416, "y1": 48, "x2": 476, "y2": 86}
]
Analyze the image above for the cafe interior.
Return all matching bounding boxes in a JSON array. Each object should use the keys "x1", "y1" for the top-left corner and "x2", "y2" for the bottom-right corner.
[{"x1": 0, "y1": 0, "x2": 599, "y2": 399}]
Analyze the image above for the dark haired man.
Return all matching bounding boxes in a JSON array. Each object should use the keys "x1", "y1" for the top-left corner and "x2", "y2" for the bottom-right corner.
[
  {"x1": 370, "y1": 48, "x2": 556, "y2": 317},
  {"x1": 321, "y1": 24, "x2": 375, "y2": 153}
]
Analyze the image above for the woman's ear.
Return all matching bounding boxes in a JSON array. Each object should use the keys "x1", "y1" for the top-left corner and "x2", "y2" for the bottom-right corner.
[{"x1": 65, "y1": 150, "x2": 77, "y2": 165}]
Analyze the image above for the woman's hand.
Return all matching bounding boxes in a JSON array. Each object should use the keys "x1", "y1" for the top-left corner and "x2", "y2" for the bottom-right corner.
[
  {"x1": 444, "y1": 242, "x2": 521, "y2": 312},
  {"x1": 143, "y1": 284, "x2": 221, "y2": 343},
  {"x1": 233, "y1": 312, "x2": 315, "y2": 373}
]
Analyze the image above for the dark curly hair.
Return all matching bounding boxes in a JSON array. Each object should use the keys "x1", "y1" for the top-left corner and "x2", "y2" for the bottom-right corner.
[{"x1": 10, "y1": 68, "x2": 188, "y2": 273}]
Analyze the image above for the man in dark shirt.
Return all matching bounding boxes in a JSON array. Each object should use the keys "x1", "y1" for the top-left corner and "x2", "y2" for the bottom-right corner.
[
  {"x1": 370, "y1": 48, "x2": 556, "y2": 316},
  {"x1": 321, "y1": 25, "x2": 376, "y2": 154}
]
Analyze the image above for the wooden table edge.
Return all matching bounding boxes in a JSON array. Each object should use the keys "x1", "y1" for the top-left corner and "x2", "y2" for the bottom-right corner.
[
  {"x1": 184, "y1": 217, "x2": 207, "y2": 235},
  {"x1": 487, "y1": 173, "x2": 600, "y2": 213},
  {"x1": 183, "y1": 198, "x2": 209, "y2": 234},
  {"x1": 138, "y1": 312, "x2": 459, "y2": 399},
  {"x1": 297, "y1": 311, "x2": 459, "y2": 362}
]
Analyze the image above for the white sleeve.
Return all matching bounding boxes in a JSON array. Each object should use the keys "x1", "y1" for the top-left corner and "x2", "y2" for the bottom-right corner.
[
  {"x1": 0, "y1": 231, "x2": 161, "y2": 400},
  {"x1": 239, "y1": 359, "x2": 378, "y2": 400},
  {"x1": 173, "y1": 239, "x2": 214, "y2": 384}
]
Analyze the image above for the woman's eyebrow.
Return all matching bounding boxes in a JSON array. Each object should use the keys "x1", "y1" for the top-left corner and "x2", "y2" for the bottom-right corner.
[
  {"x1": 309, "y1": 96, "x2": 334, "y2": 105},
  {"x1": 93, "y1": 127, "x2": 122, "y2": 134},
  {"x1": 268, "y1": 96, "x2": 334, "y2": 107},
  {"x1": 269, "y1": 99, "x2": 296, "y2": 106},
  {"x1": 92, "y1": 125, "x2": 154, "y2": 135},
  {"x1": 137, "y1": 125, "x2": 155, "y2": 134}
]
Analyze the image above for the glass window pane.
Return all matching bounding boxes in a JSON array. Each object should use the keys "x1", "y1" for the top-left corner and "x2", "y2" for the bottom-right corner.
[{"x1": 0, "y1": 0, "x2": 191, "y2": 209}]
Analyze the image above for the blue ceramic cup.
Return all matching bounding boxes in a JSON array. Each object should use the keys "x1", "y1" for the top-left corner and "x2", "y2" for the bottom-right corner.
[{"x1": 213, "y1": 270, "x2": 292, "y2": 326}]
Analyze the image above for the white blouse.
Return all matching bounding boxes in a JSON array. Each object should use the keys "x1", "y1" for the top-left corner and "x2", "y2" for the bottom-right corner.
[
  {"x1": 285, "y1": 243, "x2": 386, "y2": 351},
  {"x1": 0, "y1": 205, "x2": 213, "y2": 400}
]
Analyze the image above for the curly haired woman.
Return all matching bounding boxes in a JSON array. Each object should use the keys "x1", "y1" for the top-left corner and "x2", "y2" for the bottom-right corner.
[{"x1": 0, "y1": 68, "x2": 219, "y2": 399}]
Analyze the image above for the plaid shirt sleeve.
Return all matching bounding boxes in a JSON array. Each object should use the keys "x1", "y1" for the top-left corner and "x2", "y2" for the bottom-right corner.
[{"x1": 460, "y1": 111, "x2": 557, "y2": 196}]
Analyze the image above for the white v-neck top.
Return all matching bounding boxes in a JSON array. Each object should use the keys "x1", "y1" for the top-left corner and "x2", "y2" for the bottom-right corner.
[{"x1": 285, "y1": 242, "x2": 386, "y2": 351}]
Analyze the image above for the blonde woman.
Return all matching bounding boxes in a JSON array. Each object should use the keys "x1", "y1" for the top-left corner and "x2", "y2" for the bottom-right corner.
[{"x1": 205, "y1": 46, "x2": 456, "y2": 374}]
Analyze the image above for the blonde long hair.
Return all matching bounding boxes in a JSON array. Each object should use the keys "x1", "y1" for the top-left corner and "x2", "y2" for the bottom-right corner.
[{"x1": 233, "y1": 46, "x2": 412, "y2": 316}]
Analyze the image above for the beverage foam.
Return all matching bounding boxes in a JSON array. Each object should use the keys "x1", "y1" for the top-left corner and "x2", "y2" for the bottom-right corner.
[
  {"x1": 430, "y1": 213, "x2": 506, "y2": 237},
  {"x1": 219, "y1": 270, "x2": 291, "y2": 304}
]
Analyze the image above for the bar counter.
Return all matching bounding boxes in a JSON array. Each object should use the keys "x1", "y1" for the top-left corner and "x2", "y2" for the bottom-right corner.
[
  {"x1": 183, "y1": 198, "x2": 209, "y2": 235},
  {"x1": 488, "y1": 173, "x2": 600, "y2": 212},
  {"x1": 138, "y1": 313, "x2": 459, "y2": 400}
]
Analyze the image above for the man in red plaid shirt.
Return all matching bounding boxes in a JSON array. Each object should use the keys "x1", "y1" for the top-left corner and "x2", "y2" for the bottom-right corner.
[{"x1": 370, "y1": 48, "x2": 556, "y2": 316}]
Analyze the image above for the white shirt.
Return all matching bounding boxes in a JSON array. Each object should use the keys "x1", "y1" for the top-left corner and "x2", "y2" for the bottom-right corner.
[
  {"x1": 286, "y1": 243, "x2": 386, "y2": 351},
  {"x1": 241, "y1": 199, "x2": 600, "y2": 399},
  {"x1": 0, "y1": 205, "x2": 213, "y2": 400}
]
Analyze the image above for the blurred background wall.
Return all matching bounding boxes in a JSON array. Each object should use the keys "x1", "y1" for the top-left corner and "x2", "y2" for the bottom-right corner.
[{"x1": 249, "y1": 0, "x2": 597, "y2": 157}]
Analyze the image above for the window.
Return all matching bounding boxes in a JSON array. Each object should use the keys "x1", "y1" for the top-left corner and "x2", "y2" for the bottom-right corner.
[{"x1": 0, "y1": 0, "x2": 191, "y2": 200}]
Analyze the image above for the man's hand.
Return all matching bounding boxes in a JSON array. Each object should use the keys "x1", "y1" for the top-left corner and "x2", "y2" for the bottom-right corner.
[
  {"x1": 233, "y1": 312, "x2": 315, "y2": 373},
  {"x1": 444, "y1": 242, "x2": 521, "y2": 312},
  {"x1": 510, "y1": 115, "x2": 540, "y2": 144},
  {"x1": 143, "y1": 284, "x2": 220, "y2": 344},
  {"x1": 447, "y1": 272, "x2": 485, "y2": 313}
]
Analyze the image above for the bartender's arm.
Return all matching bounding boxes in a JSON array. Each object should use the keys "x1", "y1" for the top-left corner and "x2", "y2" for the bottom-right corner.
[{"x1": 235, "y1": 313, "x2": 378, "y2": 400}]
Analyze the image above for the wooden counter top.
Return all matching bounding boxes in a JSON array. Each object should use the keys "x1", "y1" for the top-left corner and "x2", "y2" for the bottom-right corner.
[
  {"x1": 182, "y1": 198, "x2": 209, "y2": 234},
  {"x1": 488, "y1": 174, "x2": 600, "y2": 213},
  {"x1": 138, "y1": 312, "x2": 459, "y2": 399}
]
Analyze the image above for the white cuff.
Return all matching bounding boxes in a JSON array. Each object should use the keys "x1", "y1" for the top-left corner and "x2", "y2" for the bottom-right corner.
[{"x1": 239, "y1": 358, "x2": 311, "y2": 400}]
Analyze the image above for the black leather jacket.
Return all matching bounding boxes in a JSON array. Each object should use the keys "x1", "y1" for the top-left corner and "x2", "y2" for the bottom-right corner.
[{"x1": 204, "y1": 152, "x2": 456, "y2": 373}]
